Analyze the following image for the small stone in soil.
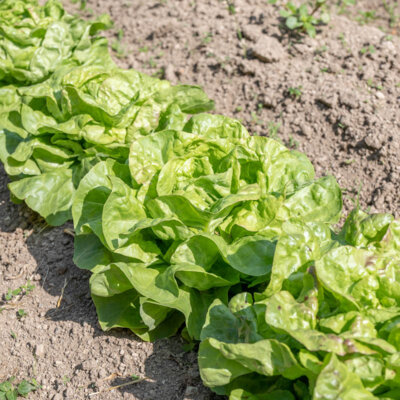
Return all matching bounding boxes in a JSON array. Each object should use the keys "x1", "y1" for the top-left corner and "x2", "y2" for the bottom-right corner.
[{"x1": 35, "y1": 344, "x2": 45, "y2": 357}]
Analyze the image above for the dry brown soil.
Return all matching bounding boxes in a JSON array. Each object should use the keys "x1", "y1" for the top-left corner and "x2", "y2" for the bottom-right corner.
[{"x1": 1, "y1": 0, "x2": 400, "y2": 399}]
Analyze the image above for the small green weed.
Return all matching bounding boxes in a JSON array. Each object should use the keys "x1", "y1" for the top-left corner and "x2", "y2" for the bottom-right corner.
[
  {"x1": 366, "y1": 78, "x2": 383, "y2": 90},
  {"x1": 0, "y1": 378, "x2": 39, "y2": 399},
  {"x1": 337, "y1": 32, "x2": 351, "y2": 53},
  {"x1": 202, "y1": 32, "x2": 213, "y2": 45},
  {"x1": 280, "y1": 0, "x2": 330, "y2": 37},
  {"x1": 360, "y1": 44, "x2": 376, "y2": 55},
  {"x1": 111, "y1": 29, "x2": 127, "y2": 59},
  {"x1": 338, "y1": 32, "x2": 346, "y2": 46},
  {"x1": 251, "y1": 111, "x2": 263, "y2": 125},
  {"x1": 315, "y1": 44, "x2": 328, "y2": 54},
  {"x1": 148, "y1": 58, "x2": 157, "y2": 69},
  {"x1": 337, "y1": 0, "x2": 355, "y2": 14},
  {"x1": 288, "y1": 86, "x2": 302, "y2": 100},
  {"x1": 225, "y1": 0, "x2": 236, "y2": 14},
  {"x1": 356, "y1": 10, "x2": 377, "y2": 25},
  {"x1": 4, "y1": 282, "x2": 35, "y2": 302},
  {"x1": 267, "y1": 121, "x2": 281, "y2": 139},
  {"x1": 288, "y1": 135, "x2": 299, "y2": 149},
  {"x1": 382, "y1": 0, "x2": 399, "y2": 28},
  {"x1": 17, "y1": 309, "x2": 28, "y2": 319}
]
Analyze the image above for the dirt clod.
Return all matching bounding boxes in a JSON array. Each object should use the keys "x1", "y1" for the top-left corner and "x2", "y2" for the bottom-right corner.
[{"x1": 251, "y1": 36, "x2": 285, "y2": 63}]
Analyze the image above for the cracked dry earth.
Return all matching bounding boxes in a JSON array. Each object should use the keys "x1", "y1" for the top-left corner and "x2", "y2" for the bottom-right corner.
[{"x1": 1, "y1": 0, "x2": 400, "y2": 399}]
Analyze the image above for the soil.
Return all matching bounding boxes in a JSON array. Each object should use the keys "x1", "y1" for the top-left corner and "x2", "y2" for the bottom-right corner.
[{"x1": 1, "y1": 0, "x2": 400, "y2": 399}]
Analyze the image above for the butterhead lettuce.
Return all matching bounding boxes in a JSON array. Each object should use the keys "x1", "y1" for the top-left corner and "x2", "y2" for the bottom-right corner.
[{"x1": 1, "y1": 2, "x2": 400, "y2": 400}]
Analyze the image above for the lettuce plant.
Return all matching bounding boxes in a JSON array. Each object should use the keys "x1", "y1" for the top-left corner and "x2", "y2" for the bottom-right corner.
[
  {"x1": 72, "y1": 114, "x2": 342, "y2": 341},
  {"x1": 0, "y1": 0, "x2": 114, "y2": 85},
  {"x1": 199, "y1": 211, "x2": 400, "y2": 399},
  {"x1": 0, "y1": 65, "x2": 213, "y2": 225}
]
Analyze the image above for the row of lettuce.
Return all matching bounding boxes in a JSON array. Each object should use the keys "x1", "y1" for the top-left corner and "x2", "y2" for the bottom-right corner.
[{"x1": 1, "y1": 1, "x2": 400, "y2": 399}]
